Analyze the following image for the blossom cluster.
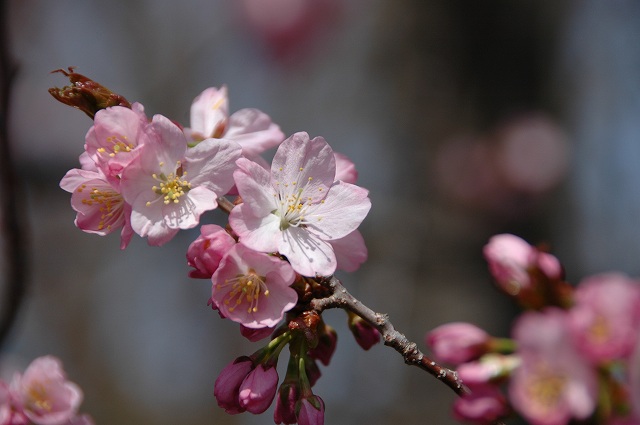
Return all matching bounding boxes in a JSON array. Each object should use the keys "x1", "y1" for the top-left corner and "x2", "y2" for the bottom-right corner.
[
  {"x1": 427, "y1": 234, "x2": 640, "y2": 425},
  {"x1": 0, "y1": 356, "x2": 93, "y2": 425},
  {"x1": 53, "y1": 69, "x2": 374, "y2": 425}
]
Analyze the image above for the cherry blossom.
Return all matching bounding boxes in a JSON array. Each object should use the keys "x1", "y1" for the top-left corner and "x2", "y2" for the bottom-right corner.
[
  {"x1": 211, "y1": 244, "x2": 297, "y2": 329},
  {"x1": 568, "y1": 273, "x2": 640, "y2": 363},
  {"x1": 9, "y1": 356, "x2": 83, "y2": 425},
  {"x1": 186, "y1": 224, "x2": 237, "y2": 279},
  {"x1": 185, "y1": 85, "x2": 284, "y2": 156},
  {"x1": 426, "y1": 322, "x2": 491, "y2": 365},
  {"x1": 229, "y1": 132, "x2": 371, "y2": 276},
  {"x1": 120, "y1": 114, "x2": 242, "y2": 245},
  {"x1": 509, "y1": 309, "x2": 597, "y2": 425}
]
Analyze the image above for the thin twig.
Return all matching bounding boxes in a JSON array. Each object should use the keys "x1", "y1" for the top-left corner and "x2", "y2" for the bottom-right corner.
[
  {"x1": 0, "y1": 0, "x2": 28, "y2": 349},
  {"x1": 311, "y1": 276, "x2": 469, "y2": 396}
]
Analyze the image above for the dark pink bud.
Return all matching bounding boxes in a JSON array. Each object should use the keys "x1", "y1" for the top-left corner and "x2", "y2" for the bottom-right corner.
[
  {"x1": 308, "y1": 323, "x2": 337, "y2": 366},
  {"x1": 238, "y1": 364, "x2": 279, "y2": 414},
  {"x1": 296, "y1": 395, "x2": 325, "y2": 425},
  {"x1": 274, "y1": 383, "x2": 300, "y2": 424},
  {"x1": 426, "y1": 322, "x2": 490, "y2": 365},
  {"x1": 348, "y1": 315, "x2": 380, "y2": 351},
  {"x1": 187, "y1": 224, "x2": 236, "y2": 279},
  {"x1": 213, "y1": 357, "x2": 253, "y2": 414}
]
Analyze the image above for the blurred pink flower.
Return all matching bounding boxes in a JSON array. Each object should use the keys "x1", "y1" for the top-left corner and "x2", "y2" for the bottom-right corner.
[
  {"x1": 509, "y1": 309, "x2": 597, "y2": 425},
  {"x1": 120, "y1": 114, "x2": 242, "y2": 245},
  {"x1": 10, "y1": 356, "x2": 83, "y2": 425},
  {"x1": 186, "y1": 224, "x2": 236, "y2": 279},
  {"x1": 185, "y1": 85, "x2": 284, "y2": 156},
  {"x1": 211, "y1": 244, "x2": 297, "y2": 329},
  {"x1": 457, "y1": 354, "x2": 520, "y2": 385},
  {"x1": 333, "y1": 152, "x2": 358, "y2": 184},
  {"x1": 569, "y1": 273, "x2": 640, "y2": 364},
  {"x1": 229, "y1": 132, "x2": 371, "y2": 276},
  {"x1": 483, "y1": 233, "x2": 561, "y2": 296},
  {"x1": 426, "y1": 322, "x2": 490, "y2": 365}
]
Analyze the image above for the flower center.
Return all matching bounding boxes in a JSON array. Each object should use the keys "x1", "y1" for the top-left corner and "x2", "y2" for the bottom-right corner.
[
  {"x1": 526, "y1": 363, "x2": 566, "y2": 411},
  {"x1": 273, "y1": 172, "x2": 324, "y2": 231},
  {"x1": 97, "y1": 134, "x2": 134, "y2": 157},
  {"x1": 26, "y1": 383, "x2": 52, "y2": 412},
  {"x1": 77, "y1": 184, "x2": 123, "y2": 231},
  {"x1": 146, "y1": 162, "x2": 192, "y2": 206},
  {"x1": 221, "y1": 269, "x2": 269, "y2": 313}
]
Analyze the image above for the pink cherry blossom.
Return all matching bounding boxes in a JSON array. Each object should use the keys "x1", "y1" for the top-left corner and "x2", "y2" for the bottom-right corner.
[
  {"x1": 457, "y1": 354, "x2": 520, "y2": 385},
  {"x1": 240, "y1": 325, "x2": 275, "y2": 342},
  {"x1": 238, "y1": 364, "x2": 279, "y2": 414},
  {"x1": 509, "y1": 308, "x2": 597, "y2": 425},
  {"x1": 10, "y1": 356, "x2": 83, "y2": 425},
  {"x1": 569, "y1": 273, "x2": 640, "y2": 363},
  {"x1": 348, "y1": 314, "x2": 380, "y2": 351},
  {"x1": 333, "y1": 152, "x2": 358, "y2": 184},
  {"x1": 120, "y1": 114, "x2": 242, "y2": 246},
  {"x1": 211, "y1": 244, "x2": 297, "y2": 328},
  {"x1": 274, "y1": 382, "x2": 299, "y2": 424},
  {"x1": 84, "y1": 103, "x2": 149, "y2": 177},
  {"x1": 426, "y1": 322, "x2": 491, "y2": 365},
  {"x1": 329, "y1": 230, "x2": 367, "y2": 272},
  {"x1": 186, "y1": 224, "x2": 237, "y2": 279},
  {"x1": 229, "y1": 132, "x2": 371, "y2": 276},
  {"x1": 185, "y1": 85, "x2": 284, "y2": 156},
  {"x1": 483, "y1": 233, "x2": 562, "y2": 295},
  {"x1": 60, "y1": 168, "x2": 134, "y2": 249}
]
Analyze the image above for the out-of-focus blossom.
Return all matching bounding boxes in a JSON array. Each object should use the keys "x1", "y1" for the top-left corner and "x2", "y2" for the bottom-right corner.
[
  {"x1": 120, "y1": 114, "x2": 242, "y2": 245},
  {"x1": 509, "y1": 309, "x2": 597, "y2": 425},
  {"x1": 230, "y1": 132, "x2": 371, "y2": 276},
  {"x1": 483, "y1": 234, "x2": 563, "y2": 301},
  {"x1": 296, "y1": 395, "x2": 325, "y2": 425},
  {"x1": 457, "y1": 354, "x2": 520, "y2": 385},
  {"x1": 84, "y1": 104, "x2": 149, "y2": 178},
  {"x1": 10, "y1": 356, "x2": 83, "y2": 425},
  {"x1": 186, "y1": 224, "x2": 236, "y2": 279},
  {"x1": 569, "y1": 273, "x2": 640, "y2": 364},
  {"x1": 238, "y1": 364, "x2": 279, "y2": 414},
  {"x1": 214, "y1": 357, "x2": 254, "y2": 415},
  {"x1": 426, "y1": 322, "x2": 491, "y2": 365},
  {"x1": 211, "y1": 244, "x2": 297, "y2": 329},
  {"x1": 185, "y1": 85, "x2": 284, "y2": 156},
  {"x1": 452, "y1": 384, "x2": 509, "y2": 425},
  {"x1": 333, "y1": 152, "x2": 358, "y2": 184},
  {"x1": 347, "y1": 313, "x2": 379, "y2": 351},
  {"x1": 49, "y1": 67, "x2": 131, "y2": 119},
  {"x1": 60, "y1": 168, "x2": 133, "y2": 249}
]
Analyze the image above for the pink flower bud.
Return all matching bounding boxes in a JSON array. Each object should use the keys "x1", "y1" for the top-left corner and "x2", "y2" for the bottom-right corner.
[
  {"x1": 426, "y1": 322, "x2": 490, "y2": 365},
  {"x1": 296, "y1": 395, "x2": 325, "y2": 425},
  {"x1": 186, "y1": 224, "x2": 236, "y2": 279},
  {"x1": 348, "y1": 315, "x2": 380, "y2": 351},
  {"x1": 238, "y1": 364, "x2": 279, "y2": 414},
  {"x1": 213, "y1": 357, "x2": 253, "y2": 414},
  {"x1": 274, "y1": 382, "x2": 299, "y2": 424},
  {"x1": 308, "y1": 324, "x2": 337, "y2": 366},
  {"x1": 452, "y1": 384, "x2": 508, "y2": 424}
]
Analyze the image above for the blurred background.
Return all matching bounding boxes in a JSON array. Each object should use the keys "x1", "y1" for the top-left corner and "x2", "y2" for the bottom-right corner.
[{"x1": 2, "y1": 0, "x2": 640, "y2": 424}]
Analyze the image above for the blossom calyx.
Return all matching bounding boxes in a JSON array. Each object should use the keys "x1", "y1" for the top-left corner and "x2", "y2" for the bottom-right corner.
[{"x1": 49, "y1": 67, "x2": 131, "y2": 119}]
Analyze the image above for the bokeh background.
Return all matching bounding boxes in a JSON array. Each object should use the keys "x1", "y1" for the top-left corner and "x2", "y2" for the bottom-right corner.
[{"x1": 2, "y1": 0, "x2": 640, "y2": 424}]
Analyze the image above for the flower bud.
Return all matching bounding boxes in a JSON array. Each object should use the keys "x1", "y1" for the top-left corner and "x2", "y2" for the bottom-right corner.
[
  {"x1": 238, "y1": 364, "x2": 279, "y2": 414},
  {"x1": 308, "y1": 323, "x2": 337, "y2": 366},
  {"x1": 274, "y1": 382, "x2": 300, "y2": 424},
  {"x1": 49, "y1": 67, "x2": 131, "y2": 119},
  {"x1": 296, "y1": 395, "x2": 325, "y2": 425},
  {"x1": 452, "y1": 384, "x2": 508, "y2": 424},
  {"x1": 426, "y1": 322, "x2": 490, "y2": 365},
  {"x1": 347, "y1": 313, "x2": 380, "y2": 351},
  {"x1": 213, "y1": 356, "x2": 253, "y2": 414},
  {"x1": 186, "y1": 224, "x2": 236, "y2": 279}
]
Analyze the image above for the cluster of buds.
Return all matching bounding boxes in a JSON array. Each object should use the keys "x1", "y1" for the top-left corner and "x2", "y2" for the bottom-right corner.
[
  {"x1": 0, "y1": 357, "x2": 93, "y2": 425},
  {"x1": 51, "y1": 70, "x2": 377, "y2": 425},
  {"x1": 426, "y1": 234, "x2": 640, "y2": 425}
]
